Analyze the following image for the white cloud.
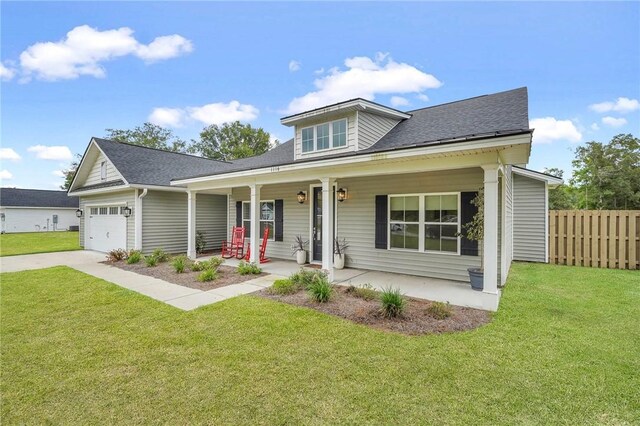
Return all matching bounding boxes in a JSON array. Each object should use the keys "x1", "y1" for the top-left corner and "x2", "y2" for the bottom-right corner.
[
  {"x1": 601, "y1": 116, "x2": 627, "y2": 128},
  {"x1": 314, "y1": 67, "x2": 325, "y2": 75},
  {"x1": 188, "y1": 101, "x2": 259, "y2": 126},
  {"x1": 0, "y1": 170, "x2": 13, "y2": 180},
  {"x1": 417, "y1": 93, "x2": 429, "y2": 102},
  {"x1": 0, "y1": 63, "x2": 16, "y2": 81},
  {"x1": 390, "y1": 96, "x2": 410, "y2": 108},
  {"x1": 530, "y1": 117, "x2": 582, "y2": 144},
  {"x1": 17, "y1": 25, "x2": 192, "y2": 81},
  {"x1": 148, "y1": 107, "x2": 186, "y2": 128},
  {"x1": 52, "y1": 170, "x2": 66, "y2": 177},
  {"x1": 589, "y1": 97, "x2": 640, "y2": 114},
  {"x1": 288, "y1": 60, "x2": 301, "y2": 72},
  {"x1": 0, "y1": 148, "x2": 21, "y2": 161},
  {"x1": 27, "y1": 145, "x2": 73, "y2": 160},
  {"x1": 285, "y1": 53, "x2": 442, "y2": 114},
  {"x1": 149, "y1": 100, "x2": 259, "y2": 128},
  {"x1": 590, "y1": 122, "x2": 600, "y2": 131}
]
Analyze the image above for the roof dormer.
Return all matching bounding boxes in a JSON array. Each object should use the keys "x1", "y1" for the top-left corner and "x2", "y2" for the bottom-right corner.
[{"x1": 281, "y1": 98, "x2": 410, "y2": 161}]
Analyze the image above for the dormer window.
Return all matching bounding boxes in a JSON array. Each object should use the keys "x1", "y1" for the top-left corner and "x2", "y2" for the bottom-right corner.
[{"x1": 301, "y1": 118, "x2": 348, "y2": 153}]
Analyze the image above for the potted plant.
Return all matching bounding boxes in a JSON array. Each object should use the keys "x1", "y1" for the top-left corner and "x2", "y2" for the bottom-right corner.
[
  {"x1": 458, "y1": 189, "x2": 484, "y2": 291},
  {"x1": 333, "y1": 237, "x2": 349, "y2": 270},
  {"x1": 291, "y1": 235, "x2": 308, "y2": 265}
]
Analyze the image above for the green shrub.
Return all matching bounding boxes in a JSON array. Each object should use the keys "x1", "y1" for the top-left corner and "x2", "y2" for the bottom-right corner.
[
  {"x1": 380, "y1": 287, "x2": 406, "y2": 318},
  {"x1": 198, "y1": 268, "x2": 218, "y2": 282},
  {"x1": 195, "y1": 230, "x2": 206, "y2": 254},
  {"x1": 190, "y1": 261, "x2": 206, "y2": 272},
  {"x1": 290, "y1": 269, "x2": 326, "y2": 289},
  {"x1": 207, "y1": 256, "x2": 224, "y2": 270},
  {"x1": 126, "y1": 250, "x2": 142, "y2": 264},
  {"x1": 106, "y1": 248, "x2": 127, "y2": 262},
  {"x1": 171, "y1": 255, "x2": 188, "y2": 274},
  {"x1": 308, "y1": 275, "x2": 333, "y2": 303},
  {"x1": 269, "y1": 279, "x2": 299, "y2": 295},
  {"x1": 151, "y1": 248, "x2": 169, "y2": 263},
  {"x1": 237, "y1": 261, "x2": 261, "y2": 275},
  {"x1": 426, "y1": 301, "x2": 452, "y2": 320},
  {"x1": 144, "y1": 255, "x2": 158, "y2": 267},
  {"x1": 346, "y1": 283, "x2": 378, "y2": 301}
]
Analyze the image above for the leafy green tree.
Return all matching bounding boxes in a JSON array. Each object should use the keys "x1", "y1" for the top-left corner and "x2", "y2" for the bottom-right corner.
[
  {"x1": 60, "y1": 153, "x2": 82, "y2": 190},
  {"x1": 570, "y1": 134, "x2": 640, "y2": 209},
  {"x1": 543, "y1": 168, "x2": 575, "y2": 210},
  {"x1": 189, "y1": 121, "x2": 273, "y2": 161},
  {"x1": 105, "y1": 123, "x2": 187, "y2": 152}
]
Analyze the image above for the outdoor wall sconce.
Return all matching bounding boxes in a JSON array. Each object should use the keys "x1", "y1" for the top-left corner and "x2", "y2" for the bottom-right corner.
[
  {"x1": 122, "y1": 206, "x2": 132, "y2": 218},
  {"x1": 75, "y1": 209, "x2": 83, "y2": 218},
  {"x1": 337, "y1": 188, "x2": 347, "y2": 202},
  {"x1": 297, "y1": 191, "x2": 307, "y2": 204}
]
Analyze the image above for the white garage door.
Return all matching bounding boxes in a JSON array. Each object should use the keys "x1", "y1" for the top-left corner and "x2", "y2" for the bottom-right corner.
[{"x1": 86, "y1": 206, "x2": 127, "y2": 252}]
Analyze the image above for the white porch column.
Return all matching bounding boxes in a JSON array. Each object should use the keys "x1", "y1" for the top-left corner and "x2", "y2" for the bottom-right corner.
[
  {"x1": 134, "y1": 188, "x2": 148, "y2": 250},
  {"x1": 249, "y1": 184, "x2": 261, "y2": 263},
  {"x1": 187, "y1": 191, "x2": 197, "y2": 259},
  {"x1": 482, "y1": 165, "x2": 499, "y2": 294},
  {"x1": 321, "y1": 177, "x2": 335, "y2": 282}
]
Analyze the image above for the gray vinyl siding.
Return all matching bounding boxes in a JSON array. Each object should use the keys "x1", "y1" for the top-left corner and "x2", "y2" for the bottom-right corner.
[
  {"x1": 78, "y1": 190, "x2": 136, "y2": 250},
  {"x1": 338, "y1": 168, "x2": 483, "y2": 282},
  {"x1": 84, "y1": 151, "x2": 120, "y2": 186},
  {"x1": 229, "y1": 182, "x2": 313, "y2": 260},
  {"x1": 513, "y1": 173, "x2": 547, "y2": 262},
  {"x1": 357, "y1": 111, "x2": 400, "y2": 150},
  {"x1": 294, "y1": 113, "x2": 357, "y2": 160},
  {"x1": 141, "y1": 190, "x2": 227, "y2": 254}
]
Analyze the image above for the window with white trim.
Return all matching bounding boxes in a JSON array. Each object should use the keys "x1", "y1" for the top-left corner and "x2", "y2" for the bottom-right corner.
[
  {"x1": 300, "y1": 118, "x2": 348, "y2": 153},
  {"x1": 242, "y1": 201, "x2": 275, "y2": 240},
  {"x1": 100, "y1": 161, "x2": 107, "y2": 181},
  {"x1": 109, "y1": 207, "x2": 119, "y2": 215},
  {"x1": 90, "y1": 207, "x2": 98, "y2": 215},
  {"x1": 388, "y1": 193, "x2": 460, "y2": 254}
]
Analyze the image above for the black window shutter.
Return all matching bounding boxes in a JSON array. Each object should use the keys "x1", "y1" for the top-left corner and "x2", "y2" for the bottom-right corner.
[
  {"x1": 274, "y1": 199, "x2": 284, "y2": 241},
  {"x1": 375, "y1": 195, "x2": 388, "y2": 249},
  {"x1": 460, "y1": 191, "x2": 479, "y2": 256},
  {"x1": 235, "y1": 201, "x2": 242, "y2": 227}
]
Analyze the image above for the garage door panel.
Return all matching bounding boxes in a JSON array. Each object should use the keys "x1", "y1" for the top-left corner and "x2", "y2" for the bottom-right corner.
[{"x1": 87, "y1": 206, "x2": 127, "y2": 252}]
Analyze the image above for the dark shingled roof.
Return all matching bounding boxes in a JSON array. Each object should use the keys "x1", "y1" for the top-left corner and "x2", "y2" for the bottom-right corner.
[
  {"x1": 92, "y1": 138, "x2": 235, "y2": 186},
  {"x1": 171, "y1": 87, "x2": 531, "y2": 180},
  {"x1": 1, "y1": 188, "x2": 79, "y2": 208}
]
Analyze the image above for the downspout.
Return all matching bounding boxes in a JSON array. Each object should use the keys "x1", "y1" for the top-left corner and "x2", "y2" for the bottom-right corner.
[{"x1": 134, "y1": 188, "x2": 148, "y2": 250}]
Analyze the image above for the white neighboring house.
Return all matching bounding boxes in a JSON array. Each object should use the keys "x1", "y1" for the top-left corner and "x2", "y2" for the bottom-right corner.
[{"x1": 0, "y1": 188, "x2": 79, "y2": 233}]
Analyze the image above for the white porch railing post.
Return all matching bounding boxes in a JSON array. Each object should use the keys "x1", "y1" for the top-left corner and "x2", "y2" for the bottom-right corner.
[
  {"x1": 321, "y1": 177, "x2": 335, "y2": 282},
  {"x1": 249, "y1": 184, "x2": 261, "y2": 264},
  {"x1": 482, "y1": 165, "x2": 499, "y2": 294},
  {"x1": 187, "y1": 191, "x2": 197, "y2": 260}
]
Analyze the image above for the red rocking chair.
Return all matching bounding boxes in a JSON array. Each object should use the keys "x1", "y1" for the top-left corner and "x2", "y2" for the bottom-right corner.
[
  {"x1": 221, "y1": 226, "x2": 246, "y2": 259},
  {"x1": 245, "y1": 227, "x2": 271, "y2": 264}
]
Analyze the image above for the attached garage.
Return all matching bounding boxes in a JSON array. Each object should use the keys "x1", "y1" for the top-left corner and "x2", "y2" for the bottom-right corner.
[{"x1": 85, "y1": 205, "x2": 127, "y2": 252}]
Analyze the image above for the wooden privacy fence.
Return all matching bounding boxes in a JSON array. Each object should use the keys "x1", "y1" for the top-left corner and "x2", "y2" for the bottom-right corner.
[{"x1": 549, "y1": 210, "x2": 639, "y2": 269}]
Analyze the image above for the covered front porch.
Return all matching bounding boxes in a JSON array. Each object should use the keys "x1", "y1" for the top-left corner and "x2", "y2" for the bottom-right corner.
[{"x1": 220, "y1": 257, "x2": 500, "y2": 311}]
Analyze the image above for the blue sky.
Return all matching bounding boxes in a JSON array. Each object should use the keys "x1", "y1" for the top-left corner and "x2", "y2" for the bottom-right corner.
[{"x1": 1, "y1": 1, "x2": 638, "y2": 189}]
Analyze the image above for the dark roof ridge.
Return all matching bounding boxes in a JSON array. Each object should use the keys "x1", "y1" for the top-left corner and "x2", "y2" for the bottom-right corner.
[
  {"x1": 403, "y1": 87, "x2": 528, "y2": 114},
  {"x1": 92, "y1": 137, "x2": 232, "y2": 164}
]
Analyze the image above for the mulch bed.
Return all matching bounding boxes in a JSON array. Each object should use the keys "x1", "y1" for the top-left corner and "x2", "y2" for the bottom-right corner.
[
  {"x1": 106, "y1": 260, "x2": 267, "y2": 291},
  {"x1": 259, "y1": 286, "x2": 491, "y2": 335}
]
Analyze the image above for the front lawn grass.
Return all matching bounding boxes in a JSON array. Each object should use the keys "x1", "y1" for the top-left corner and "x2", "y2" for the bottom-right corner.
[
  {"x1": 0, "y1": 231, "x2": 80, "y2": 256},
  {"x1": 1, "y1": 263, "x2": 638, "y2": 424}
]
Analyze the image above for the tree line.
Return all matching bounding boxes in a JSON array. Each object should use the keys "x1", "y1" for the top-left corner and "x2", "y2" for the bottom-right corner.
[
  {"x1": 62, "y1": 121, "x2": 274, "y2": 189},
  {"x1": 545, "y1": 134, "x2": 639, "y2": 210}
]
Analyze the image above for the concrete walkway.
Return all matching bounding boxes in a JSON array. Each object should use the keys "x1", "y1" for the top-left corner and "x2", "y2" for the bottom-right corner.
[{"x1": 0, "y1": 251, "x2": 284, "y2": 311}]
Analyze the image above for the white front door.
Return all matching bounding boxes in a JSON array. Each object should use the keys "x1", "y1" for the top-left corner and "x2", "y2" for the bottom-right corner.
[{"x1": 87, "y1": 206, "x2": 126, "y2": 252}]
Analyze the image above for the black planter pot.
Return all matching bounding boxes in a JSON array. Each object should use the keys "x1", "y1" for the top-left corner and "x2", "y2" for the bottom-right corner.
[{"x1": 467, "y1": 268, "x2": 484, "y2": 291}]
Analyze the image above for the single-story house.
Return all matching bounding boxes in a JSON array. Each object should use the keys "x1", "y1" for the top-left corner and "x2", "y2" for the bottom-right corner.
[
  {"x1": 0, "y1": 188, "x2": 79, "y2": 233},
  {"x1": 68, "y1": 87, "x2": 562, "y2": 310}
]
